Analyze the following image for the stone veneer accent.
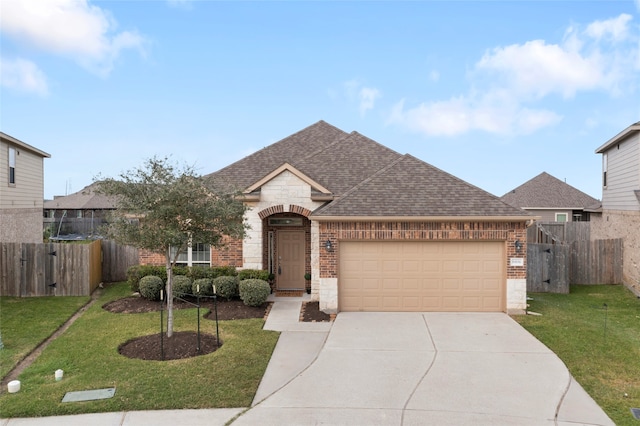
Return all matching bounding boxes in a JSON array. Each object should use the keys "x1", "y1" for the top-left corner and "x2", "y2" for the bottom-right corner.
[
  {"x1": 242, "y1": 170, "x2": 325, "y2": 270},
  {"x1": 590, "y1": 210, "x2": 640, "y2": 295}
]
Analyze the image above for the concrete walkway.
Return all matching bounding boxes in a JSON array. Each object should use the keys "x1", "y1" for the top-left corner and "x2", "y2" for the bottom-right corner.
[{"x1": 1, "y1": 297, "x2": 614, "y2": 426}]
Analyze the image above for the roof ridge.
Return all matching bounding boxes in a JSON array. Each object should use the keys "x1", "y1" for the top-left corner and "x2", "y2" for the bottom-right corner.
[
  {"x1": 313, "y1": 155, "x2": 406, "y2": 215},
  {"x1": 207, "y1": 120, "x2": 348, "y2": 178}
]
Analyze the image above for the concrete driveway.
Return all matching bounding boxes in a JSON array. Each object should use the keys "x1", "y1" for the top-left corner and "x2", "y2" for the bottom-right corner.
[{"x1": 234, "y1": 311, "x2": 614, "y2": 426}]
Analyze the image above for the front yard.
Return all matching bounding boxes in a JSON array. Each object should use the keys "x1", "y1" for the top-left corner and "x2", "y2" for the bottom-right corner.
[
  {"x1": 0, "y1": 282, "x2": 279, "y2": 418},
  {"x1": 514, "y1": 284, "x2": 640, "y2": 426}
]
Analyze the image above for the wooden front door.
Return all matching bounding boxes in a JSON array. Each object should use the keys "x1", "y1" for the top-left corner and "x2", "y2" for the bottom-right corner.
[{"x1": 277, "y1": 230, "x2": 305, "y2": 290}]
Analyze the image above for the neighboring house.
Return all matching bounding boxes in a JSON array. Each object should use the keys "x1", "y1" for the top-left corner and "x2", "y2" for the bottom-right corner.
[
  {"x1": 44, "y1": 182, "x2": 117, "y2": 240},
  {"x1": 500, "y1": 172, "x2": 600, "y2": 222},
  {"x1": 0, "y1": 132, "x2": 51, "y2": 243},
  {"x1": 591, "y1": 121, "x2": 640, "y2": 293}
]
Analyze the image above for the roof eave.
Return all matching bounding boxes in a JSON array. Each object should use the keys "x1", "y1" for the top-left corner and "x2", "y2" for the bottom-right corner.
[
  {"x1": 595, "y1": 123, "x2": 640, "y2": 153},
  {"x1": 0, "y1": 132, "x2": 51, "y2": 158}
]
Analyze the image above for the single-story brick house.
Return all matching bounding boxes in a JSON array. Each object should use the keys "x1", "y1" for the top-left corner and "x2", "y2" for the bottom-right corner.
[{"x1": 181, "y1": 121, "x2": 531, "y2": 314}]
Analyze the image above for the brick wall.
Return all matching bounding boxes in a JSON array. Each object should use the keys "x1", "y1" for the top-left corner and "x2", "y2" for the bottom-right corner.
[
  {"x1": 210, "y1": 236, "x2": 243, "y2": 267},
  {"x1": 138, "y1": 249, "x2": 166, "y2": 266},
  {"x1": 318, "y1": 221, "x2": 528, "y2": 279}
]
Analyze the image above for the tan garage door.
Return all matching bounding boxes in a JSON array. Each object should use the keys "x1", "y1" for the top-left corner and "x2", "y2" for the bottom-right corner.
[{"x1": 339, "y1": 241, "x2": 505, "y2": 312}]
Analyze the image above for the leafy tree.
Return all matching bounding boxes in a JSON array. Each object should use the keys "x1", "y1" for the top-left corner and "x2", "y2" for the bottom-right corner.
[{"x1": 97, "y1": 157, "x2": 247, "y2": 336}]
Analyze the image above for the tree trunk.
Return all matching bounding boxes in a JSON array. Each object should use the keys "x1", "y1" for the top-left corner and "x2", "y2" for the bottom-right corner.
[{"x1": 165, "y1": 252, "x2": 174, "y2": 337}]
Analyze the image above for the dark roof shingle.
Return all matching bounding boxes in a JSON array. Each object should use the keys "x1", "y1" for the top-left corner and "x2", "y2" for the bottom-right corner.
[
  {"x1": 500, "y1": 172, "x2": 599, "y2": 209},
  {"x1": 313, "y1": 155, "x2": 531, "y2": 218}
]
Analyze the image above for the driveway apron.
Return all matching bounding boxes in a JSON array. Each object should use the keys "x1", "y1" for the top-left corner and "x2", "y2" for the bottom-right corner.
[{"x1": 234, "y1": 312, "x2": 614, "y2": 426}]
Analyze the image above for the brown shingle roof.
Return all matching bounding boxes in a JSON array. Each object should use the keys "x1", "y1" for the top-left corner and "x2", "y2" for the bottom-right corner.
[
  {"x1": 44, "y1": 182, "x2": 117, "y2": 210},
  {"x1": 291, "y1": 131, "x2": 402, "y2": 195},
  {"x1": 313, "y1": 154, "x2": 531, "y2": 218},
  {"x1": 208, "y1": 121, "x2": 531, "y2": 219},
  {"x1": 500, "y1": 172, "x2": 599, "y2": 209},
  {"x1": 206, "y1": 120, "x2": 349, "y2": 192}
]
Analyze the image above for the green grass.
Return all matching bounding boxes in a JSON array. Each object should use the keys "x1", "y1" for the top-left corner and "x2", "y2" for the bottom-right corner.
[
  {"x1": 514, "y1": 284, "x2": 640, "y2": 425},
  {"x1": 0, "y1": 295, "x2": 90, "y2": 379},
  {"x1": 0, "y1": 282, "x2": 279, "y2": 418}
]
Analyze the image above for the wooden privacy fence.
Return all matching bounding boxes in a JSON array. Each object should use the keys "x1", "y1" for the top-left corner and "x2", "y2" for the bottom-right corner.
[
  {"x1": 527, "y1": 243, "x2": 570, "y2": 293},
  {"x1": 0, "y1": 240, "x2": 138, "y2": 297},
  {"x1": 527, "y1": 239, "x2": 623, "y2": 293},
  {"x1": 527, "y1": 221, "x2": 591, "y2": 244},
  {"x1": 101, "y1": 240, "x2": 138, "y2": 283}
]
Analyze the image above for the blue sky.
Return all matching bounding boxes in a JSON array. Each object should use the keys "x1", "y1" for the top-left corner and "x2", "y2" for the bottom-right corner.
[{"x1": 1, "y1": 0, "x2": 639, "y2": 201}]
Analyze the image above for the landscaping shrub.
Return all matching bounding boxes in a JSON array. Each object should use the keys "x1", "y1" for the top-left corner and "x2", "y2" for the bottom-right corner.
[
  {"x1": 172, "y1": 275, "x2": 193, "y2": 297},
  {"x1": 212, "y1": 276, "x2": 239, "y2": 300},
  {"x1": 237, "y1": 269, "x2": 270, "y2": 281},
  {"x1": 139, "y1": 275, "x2": 164, "y2": 301},
  {"x1": 239, "y1": 279, "x2": 270, "y2": 307},
  {"x1": 127, "y1": 265, "x2": 189, "y2": 292},
  {"x1": 192, "y1": 278, "x2": 214, "y2": 297},
  {"x1": 189, "y1": 266, "x2": 237, "y2": 280}
]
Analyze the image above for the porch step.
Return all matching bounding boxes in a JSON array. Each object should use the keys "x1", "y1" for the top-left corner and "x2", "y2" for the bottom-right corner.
[{"x1": 275, "y1": 290, "x2": 304, "y2": 297}]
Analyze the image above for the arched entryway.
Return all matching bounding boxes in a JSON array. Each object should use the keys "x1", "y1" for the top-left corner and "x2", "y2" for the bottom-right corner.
[{"x1": 262, "y1": 212, "x2": 311, "y2": 293}]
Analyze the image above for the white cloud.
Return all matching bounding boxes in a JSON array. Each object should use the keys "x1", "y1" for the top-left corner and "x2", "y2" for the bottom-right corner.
[
  {"x1": 388, "y1": 13, "x2": 639, "y2": 137},
  {"x1": 0, "y1": 0, "x2": 147, "y2": 77},
  {"x1": 429, "y1": 70, "x2": 440, "y2": 82},
  {"x1": 358, "y1": 87, "x2": 381, "y2": 117},
  {"x1": 343, "y1": 80, "x2": 381, "y2": 117},
  {"x1": 0, "y1": 57, "x2": 49, "y2": 96},
  {"x1": 585, "y1": 14, "x2": 632, "y2": 41}
]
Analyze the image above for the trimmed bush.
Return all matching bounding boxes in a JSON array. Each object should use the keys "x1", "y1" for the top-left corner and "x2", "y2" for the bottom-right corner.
[
  {"x1": 237, "y1": 269, "x2": 270, "y2": 281},
  {"x1": 189, "y1": 266, "x2": 237, "y2": 280},
  {"x1": 172, "y1": 275, "x2": 193, "y2": 297},
  {"x1": 192, "y1": 278, "x2": 214, "y2": 296},
  {"x1": 139, "y1": 275, "x2": 164, "y2": 301},
  {"x1": 212, "y1": 276, "x2": 239, "y2": 300},
  {"x1": 239, "y1": 279, "x2": 270, "y2": 307},
  {"x1": 127, "y1": 265, "x2": 188, "y2": 292}
]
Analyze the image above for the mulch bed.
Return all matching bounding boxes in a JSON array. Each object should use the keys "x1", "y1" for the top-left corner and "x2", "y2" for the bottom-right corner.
[
  {"x1": 301, "y1": 301, "x2": 332, "y2": 322},
  {"x1": 118, "y1": 331, "x2": 220, "y2": 361},
  {"x1": 104, "y1": 295, "x2": 332, "y2": 361},
  {"x1": 103, "y1": 296, "x2": 270, "y2": 320}
]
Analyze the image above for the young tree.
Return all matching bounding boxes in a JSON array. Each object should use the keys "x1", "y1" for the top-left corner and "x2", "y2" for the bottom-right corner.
[{"x1": 97, "y1": 157, "x2": 247, "y2": 337}]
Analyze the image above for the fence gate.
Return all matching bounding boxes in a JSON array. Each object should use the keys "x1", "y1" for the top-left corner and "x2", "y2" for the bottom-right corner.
[{"x1": 527, "y1": 243, "x2": 570, "y2": 294}]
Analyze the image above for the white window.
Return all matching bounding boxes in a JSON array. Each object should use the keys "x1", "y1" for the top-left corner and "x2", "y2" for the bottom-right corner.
[
  {"x1": 602, "y1": 152, "x2": 607, "y2": 188},
  {"x1": 555, "y1": 213, "x2": 568, "y2": 222},
  {"x1": 171, "y1": 242, "x2": 210, "y2": 266},
  {"x1": 8, "y1": 147, "x2": 16, "y2": 185}
]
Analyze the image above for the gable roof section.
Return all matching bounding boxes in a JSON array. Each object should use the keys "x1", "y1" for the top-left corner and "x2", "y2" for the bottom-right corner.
[
  {"x1": 244, "y1": 163, "x2": 331, "y2": 195},
  {"x1": 500, "y1": 172, "x2": 599, "y2": 209},
  {"x1": 595, "y1": 121, "x2": 640, "y2": 153},
  {"x1": 206, "y1": 120, "x2": 348, "y2": 192},
  {"x1": 44, "y1": 182, "x2": 117, "y2": 210},
  {"x1": 313, "y1": 154, "x2": 531, "y2": 219}
]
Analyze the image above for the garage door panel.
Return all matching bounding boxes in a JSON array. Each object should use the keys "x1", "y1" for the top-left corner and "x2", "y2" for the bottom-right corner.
[{"x1": 340, "y1": 241, "x2": 505, "y2": 312}]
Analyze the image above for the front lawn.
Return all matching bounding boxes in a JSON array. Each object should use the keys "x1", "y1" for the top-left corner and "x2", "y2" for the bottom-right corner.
[
  {"x1": 0, "y1": 282, "x2": 279, "y2": 418},
  {"x1": 0, "y1": 295, "x2": 90, "y2": 379},
  {"x1": 514, "y1": 284, "x2": 640, "y2": 426}
]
